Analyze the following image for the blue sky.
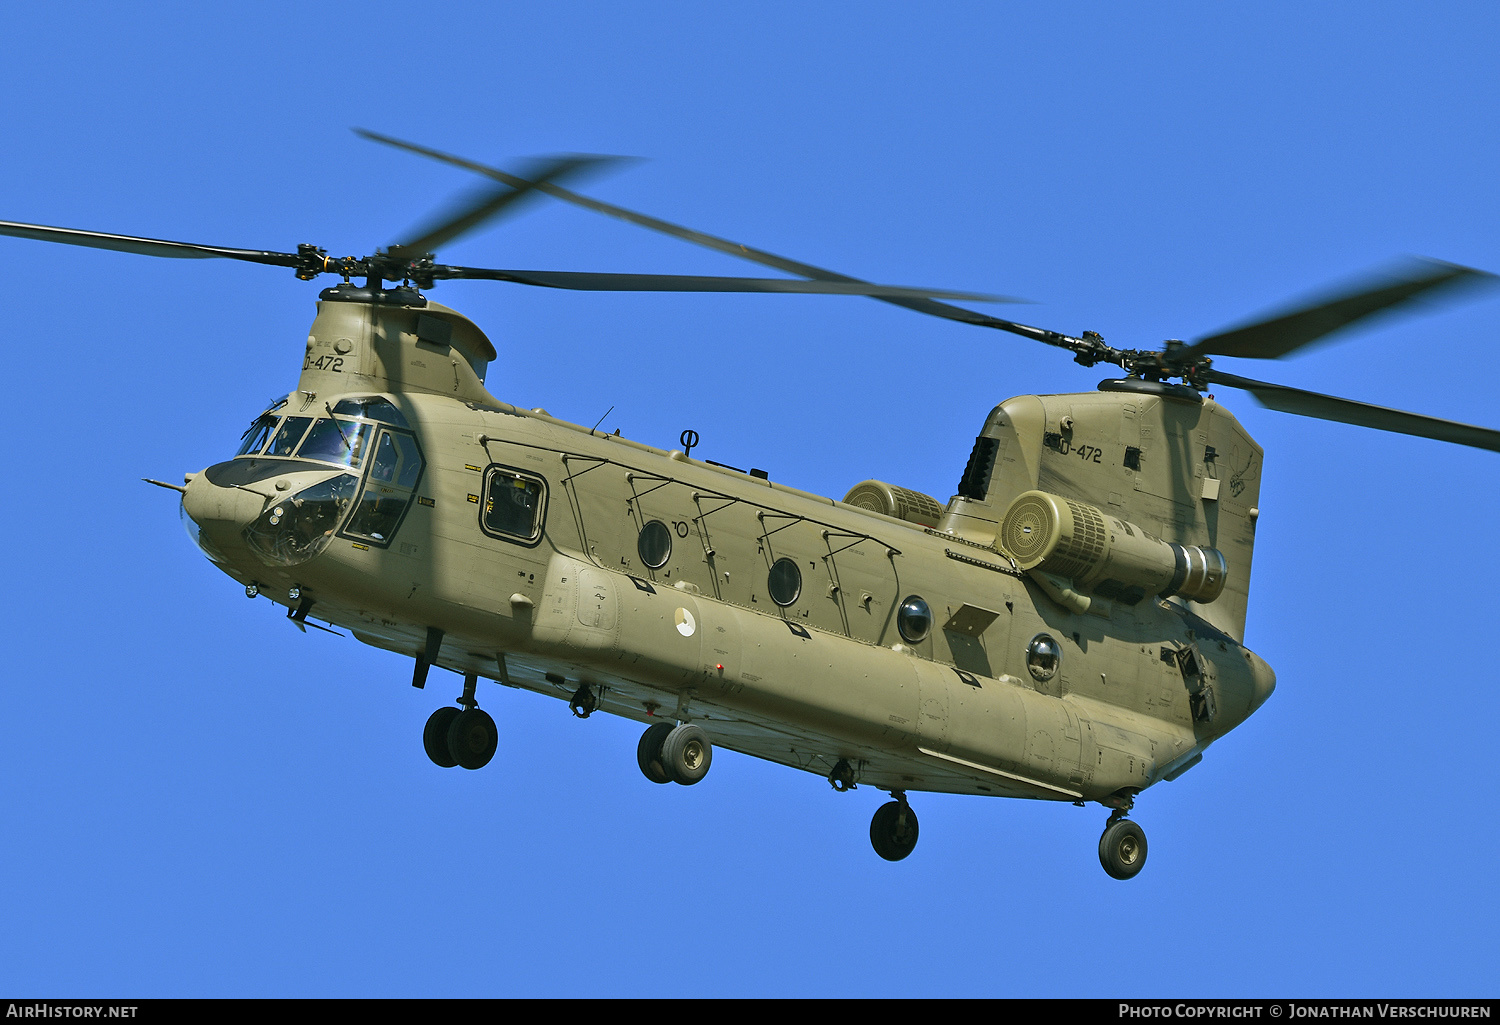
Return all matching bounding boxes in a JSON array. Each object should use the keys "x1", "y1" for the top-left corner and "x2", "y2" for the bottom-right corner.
[{"x1": 1, "y1": 1, "x2": 1497, "y2": 998}]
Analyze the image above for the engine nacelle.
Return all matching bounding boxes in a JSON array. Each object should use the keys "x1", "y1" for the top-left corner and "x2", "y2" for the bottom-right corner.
[
  {"x1": 999, "y1": 489, "x2": 1226, "y2": 604},
  {"x1": 843, "y1": 480, "x2": 943, "y2": 527}
]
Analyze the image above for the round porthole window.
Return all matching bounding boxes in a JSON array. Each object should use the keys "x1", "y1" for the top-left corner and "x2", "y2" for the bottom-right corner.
[
  {"x1": 638, "y1": 519, "x2": 672, "y2": 569},
  {"x1": 897, "y1": 595, "x2": 932, "y2": 643},
  {"x1": 768, "y1": 557, "x2": 802, "y2": 606},
  {"x1": 1026, "y1": 634, "x2": 1061, "y2": 682}
]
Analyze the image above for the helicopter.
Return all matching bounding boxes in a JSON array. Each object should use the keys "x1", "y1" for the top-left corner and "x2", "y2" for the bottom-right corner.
[{"x1": 3, "y1": 132, "x2": 1496, "y2": 881}]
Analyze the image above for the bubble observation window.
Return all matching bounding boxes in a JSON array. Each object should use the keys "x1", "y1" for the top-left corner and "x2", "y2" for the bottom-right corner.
[
  {"x1": 638, "y1": 520, "x2": 672, "y2": 569},
  {"x1": 897, "y1": 595, "x2": 932, "y2": 643},
  {"x1": 1026, "y1": 634, "x2": 1061, "y2": 682},
  {"x1": 768, "y1": 557, "x2": 802, "y2": 607}
]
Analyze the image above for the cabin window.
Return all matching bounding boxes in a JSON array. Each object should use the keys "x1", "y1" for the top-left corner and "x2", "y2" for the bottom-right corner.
[
  {"x1": 768, "y1": 558, "x2": 802, "y2": 606},
  {"x1": 897, "y1": 595, "x2": 932, "y2": 643},
  {"x1": 1026, "y1": 634, "x2": 1060, "y2": 682},
  {"x1": 480, "y1": 466, "x2": 547, "y2": 546},
  {"x1": 638, "y1": 520, "x2": 672, "y2": 569}
]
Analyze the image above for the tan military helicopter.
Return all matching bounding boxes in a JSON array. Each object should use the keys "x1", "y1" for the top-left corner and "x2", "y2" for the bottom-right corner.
[{"x1": 3, "y1": 132, "x2": 1495, "y2": 880}]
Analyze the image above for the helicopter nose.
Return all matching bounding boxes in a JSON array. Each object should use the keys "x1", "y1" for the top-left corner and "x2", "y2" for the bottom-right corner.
[
  {"x1": 1246, "y1": 650, "x2": 1277, "y2": 713},
  {"x1": 181, "y1": 471, "x2": 266, "y2": 562}
]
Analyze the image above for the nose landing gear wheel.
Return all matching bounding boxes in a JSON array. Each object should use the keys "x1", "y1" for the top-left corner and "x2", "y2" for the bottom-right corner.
[
  {"x1": 870, "y1": 799, "x2": 919, "y2": 861},
  {"x1": 661, "y1": 724, "x2": 712, "y2": 785},
  {"x1": 423, "y1": 706, "x2": 461, "y2": 768},
  {"x1": 637, "y1": 722, "x2": 674, "y2": 784},
  {"x1": 1098, "y1": 817, "x2": 1148, "y2": 880},
  {"x1": 447, "y1": 707, "x2": 498, "y2": 770}
]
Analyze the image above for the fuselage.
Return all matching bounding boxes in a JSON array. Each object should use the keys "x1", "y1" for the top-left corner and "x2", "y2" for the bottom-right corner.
[{"x1": 182, "y1": 286, "x2": 1276, "y2": 807}]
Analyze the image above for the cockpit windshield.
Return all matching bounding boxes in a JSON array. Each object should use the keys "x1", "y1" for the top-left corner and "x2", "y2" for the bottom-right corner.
[
  {"x1": 234, "y1": 402, "x2": 384, "y2": 470},
  {"x1": 296, "y1": 419, "x2": 373, "y2": 468},
  {"x1": 236, "y1": 413, "x2": 279, "y2": 457},
  {"x1": 266, "y1": 416, "x2": 313, "y2": 457},
  {"x1": 332, "y1": 396, "x2": 409, "y2": 428},
  {"x1": 230, "y1": 394, "x2": 426, "y2": 557}
]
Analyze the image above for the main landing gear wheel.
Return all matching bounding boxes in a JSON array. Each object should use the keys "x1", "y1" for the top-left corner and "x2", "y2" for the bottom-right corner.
[
  {"x1": 870, "y1": 798, "x2": 919, "y2": 862},
  {"x1": 448, "y1": 708, "x2": 498, "y2": 770},
  {"x1": 423, "y1": 672, "x2": 498, "y2": 771},
  {"x1": 637, "y1": 722, "x2": 674, "y2": 784},
  {"x1": 423, "y1": 706, "x2": 461, "y2": 768},
  {"x1": 660, "y1": 723, "x2": 712, "y2": 785},
  {"x1": 637, "y1": 722, "x2": 713, "y2": 785},
  {"x1": 1098, "y1": 817, "x2": 1148, "y2": 880}
]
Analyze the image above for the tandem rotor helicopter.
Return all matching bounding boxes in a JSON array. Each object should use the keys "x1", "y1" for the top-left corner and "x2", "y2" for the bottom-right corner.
[{"x1": 4, "y1": 132, "x2": 1496, "y2": 880}]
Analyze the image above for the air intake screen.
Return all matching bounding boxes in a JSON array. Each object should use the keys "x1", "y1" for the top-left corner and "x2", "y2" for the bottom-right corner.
[
  {"x1": 957, "y1": 436, "x2": 1000, "y2": 500},
  {"x1": 1001, "y1": 493, "x2": 1055, "y2": 564}
]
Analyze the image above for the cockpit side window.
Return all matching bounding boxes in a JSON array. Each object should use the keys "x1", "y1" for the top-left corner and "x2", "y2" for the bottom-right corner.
[
  {"x1": 342, "y1": 427, "x2": 425, "y2": 547},
  {"x1": 367, "y1": 431, "x2": 423, "y2": 490}
]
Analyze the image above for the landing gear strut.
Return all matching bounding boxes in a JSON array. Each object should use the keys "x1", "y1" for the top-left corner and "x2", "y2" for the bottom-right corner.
[
  {"x1": 636, "y1": 721, "x2": 713, "y2": 785},
  {"x1": 423, "y1": 672, "x2": 498, "y2": 771},
  {"x1": 1098, "y1": 810, "x2": 1148, "y2": 880},
  {"x1": 869, "y1": 793, "x2": 919, "y2": 861}
]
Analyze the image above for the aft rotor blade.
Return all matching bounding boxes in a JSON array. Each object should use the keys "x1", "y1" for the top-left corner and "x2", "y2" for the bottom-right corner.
[
  {"x1": 1184, "y1": 260, "x2": 1496, "y2": 362},
  {"x1": 1205, "y1": 368, "x2": 1500, "y2": 452},
  {"x1": 356, "y1": 130, "x2": 1070, "y2": 345},
  {"x1": 390, "y1": 153, "x2": 620, "y2": 260},
  {"x1": 438, "y1": 265, "x2": 1019, "y2": 301},
  {"x1": 0, "y1": 220, "x2": 301, "y2": 266}
]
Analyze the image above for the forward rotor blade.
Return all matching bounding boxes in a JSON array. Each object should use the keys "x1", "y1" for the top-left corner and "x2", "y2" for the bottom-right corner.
[
  {"x1": 1184, "y1": 260, "x2": 1496, "y2": 362},
  {"x1": 389, "y1": 153, "x2": 620, "y2": 260},
  {"x1": 1205, "y1": 368, "x2": 1500, "y2": 452},
  {"x1": 0, "y1": 220, "x2": 300, "y2": 266},
  {"x1": 356, "y1": 130, "x2": 1069, "y2": 345},
  {"x1": 357, "y1": 129, "x2": 883, "y2": 281},
  {"x1": 438, "y1": 265, "x2": 1018, "y2": 301}
]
